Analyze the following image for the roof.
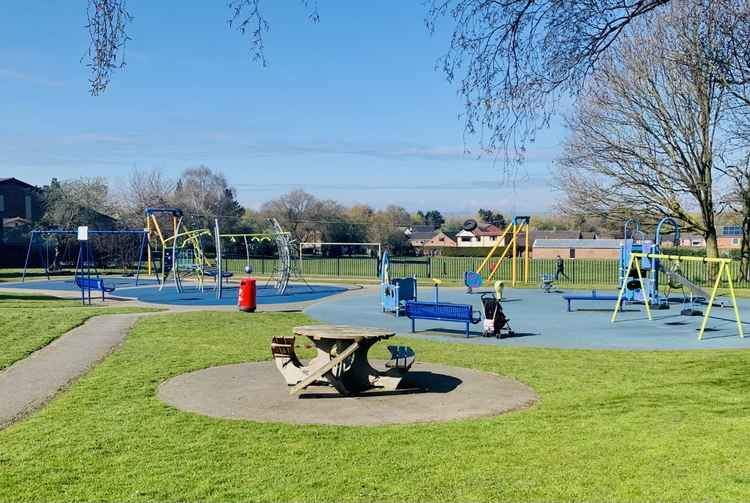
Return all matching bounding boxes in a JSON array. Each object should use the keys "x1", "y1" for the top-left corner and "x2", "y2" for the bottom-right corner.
[
  {"x1": 0, "y1": 177, "x2": 38, "y2": 190},
  {"x1": 473, "y1": 224, "x2": 502, "y2": 236},
  {"x1": 408, "y1": 225, "x2": 437, "y2": 234},
  {"x1": 424, "y1": 231, "x2": 457, "y2": 246},
  {"x1": 409, "y1": 231, "x2": 437, "y2": 241},
  {"x1": 533, "y1": 239, "x2": 624, "y2": 249},
  {"x1": 531, "y1": 230, "x2": 582, "y2": 240}
]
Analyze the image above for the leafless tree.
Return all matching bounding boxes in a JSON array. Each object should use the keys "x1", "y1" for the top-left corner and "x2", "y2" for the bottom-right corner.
[
  {"x1": 554, "y1": 2, "x2": 727, "y2": 257},
  {"x1": 117, "y1": 168, "x2": 176, "y2": 227},
  {"x1": 718, "y1": 157, "x2": 750, "y2": 279},
  {"x1": 426, "y1": 0, "x2": 672, "y2": 160}
]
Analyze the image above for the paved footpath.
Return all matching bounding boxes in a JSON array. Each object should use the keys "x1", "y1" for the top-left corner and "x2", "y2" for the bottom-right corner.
[
  {"x1": 0, "y1": 313, "x2": 149, "y2": 430},
  {"x1": 0, "y1": 283, "x2": 360, "y2": 430}
]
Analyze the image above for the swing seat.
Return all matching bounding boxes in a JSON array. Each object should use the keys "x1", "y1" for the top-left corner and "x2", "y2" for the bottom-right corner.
[
  {"x1": 75, "y1": 277, "x2": 116, "y2": 300},
  {"x1": 203, "y1": 268, "x2": 234, "y2": 279}
]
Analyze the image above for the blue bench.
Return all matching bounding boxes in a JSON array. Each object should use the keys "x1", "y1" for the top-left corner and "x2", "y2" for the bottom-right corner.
[
  {"x1": 404, "y1": 300, "x2": 482, "y2": 337},
  {"x1": 75, "y1": 277, "x2": 116, "y2": 301},
  {"x1": 562, "y1": 290, "x2": 619, "y2": 312}
]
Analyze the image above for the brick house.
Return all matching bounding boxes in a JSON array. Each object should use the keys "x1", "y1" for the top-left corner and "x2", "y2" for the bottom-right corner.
[
  {"x1": 455, "y1": 223, "x2": 503, "y2": 247},
  {"x1": 405, "y1": 225, "x2": 438, "y2": 253},
  {"x1": 423, "y1": 231, "x2": 457, "y2": 255},
  {"x1": 718, "y1": 225, "x2": 742, "y2": 250},
  {"x1": 532, "y1": 239, "x2": 624, "y2": 259},
  {"x1": 0, "y1": 177, "x2": 43, "y2": 244}
]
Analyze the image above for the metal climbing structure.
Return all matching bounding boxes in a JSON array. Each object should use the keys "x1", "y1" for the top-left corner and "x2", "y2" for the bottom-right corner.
[{"x1": 269, "y1": 218, "x2": 292, "y2": 295}]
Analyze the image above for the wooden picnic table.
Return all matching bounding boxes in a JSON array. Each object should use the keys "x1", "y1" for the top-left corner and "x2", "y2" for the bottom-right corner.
[{"x1": 271, "y1": 324, "x2": 415, "y2": 396}]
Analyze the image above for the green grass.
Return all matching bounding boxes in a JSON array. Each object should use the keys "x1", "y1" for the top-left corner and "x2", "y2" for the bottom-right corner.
[
  {"x1": 2, "y1": 311, "x2": 750, "y2": 501},
  {"x1": 0, "y1": 293, "x2": 159, "y2": 370}
]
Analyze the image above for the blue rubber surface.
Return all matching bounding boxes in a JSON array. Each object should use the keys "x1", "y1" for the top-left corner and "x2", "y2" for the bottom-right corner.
[
  {"x1": 0, "y1": 278, "x2": 347, "y2": 306},
  {"x1": 305, "y1": 287, "x2": 750, "y2": 350}
]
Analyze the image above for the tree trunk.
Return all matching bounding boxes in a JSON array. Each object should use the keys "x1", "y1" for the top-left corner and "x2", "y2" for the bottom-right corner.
[
  {"x1": 740, "y1": 187, "x2": 750, "y2": 281},
  {"x1": 705, "y1": 229, "x2": 719, "y2": 259}
]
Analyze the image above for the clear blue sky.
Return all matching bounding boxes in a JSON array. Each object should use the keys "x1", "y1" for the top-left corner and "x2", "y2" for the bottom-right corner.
[{"x1": 1, "y1": 1, "x2": 566, "y2": 214}]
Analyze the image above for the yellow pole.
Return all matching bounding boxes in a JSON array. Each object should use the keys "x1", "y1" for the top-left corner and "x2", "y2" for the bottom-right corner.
[
  {"x1": 476, "y1": 224, "x2": 513, "y2": 274},
  {"x1": 634, "y1": 257, "x2": 652, "y2": 321},
  {"x1": 511, "y1": 222, "x2": 518, "y2": 286},
  {"x1": 611, "y1": 254, "x2": 634, "y2": 323},
  {"x1": 699, "y1": 262, "x2": 725, "y2": 340},
  {"x1": 487, "y1": 234, "x2": 517, "y2": 281},
  {"x1": 724, "y1": 264, "x2": 744, "y2": 338},
  {"x1": 524, "y1": 222, "x2": 529, "y2": 283}
]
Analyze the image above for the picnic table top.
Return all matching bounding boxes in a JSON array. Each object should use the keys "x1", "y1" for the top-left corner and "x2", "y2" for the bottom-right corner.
[{"x1": 293, "y1": 324, "x2": 395, "y2": 341}]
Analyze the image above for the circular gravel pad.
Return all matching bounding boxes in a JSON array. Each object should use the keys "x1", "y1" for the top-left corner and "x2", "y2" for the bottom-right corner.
[{"x1": 158, "y1": 361, "x2": 538, "y2": 426}]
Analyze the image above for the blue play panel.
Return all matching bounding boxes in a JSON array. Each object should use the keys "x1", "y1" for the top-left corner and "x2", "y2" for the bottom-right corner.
[
  {"x1": 305, "y1": 286, "x2": 750, "y2": 350},
  {"x1": 0, "y1": 278, "x2": 346, "y2": 306}
]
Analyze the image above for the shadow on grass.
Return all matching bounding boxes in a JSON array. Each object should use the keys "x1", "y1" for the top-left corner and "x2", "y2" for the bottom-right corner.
[{"x1": 0, "y1": 293, "x2": 68, "y2": 302}]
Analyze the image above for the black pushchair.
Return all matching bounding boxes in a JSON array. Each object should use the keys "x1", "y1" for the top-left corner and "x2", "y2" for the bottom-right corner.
[{"x1": 480, "y1": 293, "x2": 514, "y2": 338}]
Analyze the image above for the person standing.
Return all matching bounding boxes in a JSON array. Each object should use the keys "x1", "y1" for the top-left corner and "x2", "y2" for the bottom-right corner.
[{"x1": 555, "y1": 255, "x2": 569, "y2": 281}]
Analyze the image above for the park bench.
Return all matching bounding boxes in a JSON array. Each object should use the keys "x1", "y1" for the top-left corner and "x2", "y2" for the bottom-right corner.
[
  {"x1": 404, "y1": 300, "x2": 482, "y2": 337},
  {"x1": 271, "y1": 336, "x2": 307, "y2": 385},
  {"x1": 74, "y1": 277, "x2": 116, "y2": 301},
  {"x1": 562, "y1": 290, "x2": 619, "y2": 312}
]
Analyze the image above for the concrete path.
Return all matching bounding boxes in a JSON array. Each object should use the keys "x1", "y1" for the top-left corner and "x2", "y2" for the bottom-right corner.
[{"x1": 0, "y1": 312, "x2": 148, "y2": 430}]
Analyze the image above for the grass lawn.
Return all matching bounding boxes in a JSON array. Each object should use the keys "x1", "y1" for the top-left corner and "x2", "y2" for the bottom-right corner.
[
  {"x1": 0, "y1": 293, "x2": 159, "y2": 370},
  {"x1": 1, "y1": 311, "x2": 750, "y2": 501}
]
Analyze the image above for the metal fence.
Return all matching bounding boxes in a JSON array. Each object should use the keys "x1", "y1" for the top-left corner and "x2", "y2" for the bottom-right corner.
[{"x1": 220, "y1": 254, "x2": 750, "y2": 289}]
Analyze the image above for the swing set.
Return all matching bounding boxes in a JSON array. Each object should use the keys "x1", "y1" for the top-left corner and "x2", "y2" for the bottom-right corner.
[{"x1": 612, "y1": 252, "x2": 744, "y2": 340}]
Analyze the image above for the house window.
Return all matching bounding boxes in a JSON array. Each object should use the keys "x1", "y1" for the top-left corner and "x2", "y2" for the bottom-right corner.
[
  {"x1": 732, "y1": 238, "x2": 740, "y2": 246},
  {"x1": 692, "y1": 240, "x2": 702, "y2": 247},
  {"x1": 25, "y1": 195, "x2": 32, "y2": 220},
  {"x1": 569, "y1": 248, "x2": 576, "y2": 259},
  {"x1": 722, "y1": 225, "x2": 742, "y2": 236}
]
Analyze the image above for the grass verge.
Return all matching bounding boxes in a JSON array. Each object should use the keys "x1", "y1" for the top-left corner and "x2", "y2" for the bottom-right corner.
[
  {"x1": 0, "y1": 293, "x2": 160, "y2": 370},
  {"x1": 1, "y1": 311, "x2": 750, "y2": 501}
]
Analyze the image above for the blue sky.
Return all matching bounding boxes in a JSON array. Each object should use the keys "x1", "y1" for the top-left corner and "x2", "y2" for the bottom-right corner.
[{"x1": 1, "y1": 1, "x2": 566, "y2": 214}]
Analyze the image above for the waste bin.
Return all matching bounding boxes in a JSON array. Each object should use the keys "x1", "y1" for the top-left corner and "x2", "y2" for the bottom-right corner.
[{"x1": 238, "y1": 277, "x2": 257, "y2": 312}]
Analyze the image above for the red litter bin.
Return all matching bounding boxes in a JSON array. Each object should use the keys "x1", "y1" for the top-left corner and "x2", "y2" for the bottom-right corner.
[{"x1": 238, "y1": 277, "x2": 257, "y2": 312}]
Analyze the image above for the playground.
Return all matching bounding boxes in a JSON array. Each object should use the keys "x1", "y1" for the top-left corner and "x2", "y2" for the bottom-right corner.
[
  {"x1": 4, "y1": 214, "x2": 750, "y2": 501},
  {"x1": 0, "y1": 276, "x2": 348, "y2": 306}
]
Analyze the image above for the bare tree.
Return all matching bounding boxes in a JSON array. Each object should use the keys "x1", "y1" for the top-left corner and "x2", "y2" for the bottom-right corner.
[
  {"x1": 120, "y1": 168, "x2": 176, "y2": 217},
  {"x1": 426, "y1": 0, "x2": 672, "y2": 160},
  {"x1": 554, "y1": 2, "x2": 727, "y2": 257},
  {"x1": 718, "y1": 157, "x2": 750, "y2": 279}
]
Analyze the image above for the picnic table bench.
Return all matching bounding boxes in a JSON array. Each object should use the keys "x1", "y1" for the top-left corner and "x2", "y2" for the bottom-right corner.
[
  {"x1": 562, "y1": 290, "x2": 619, "y2": 312},
  {"x1": 271, "y1": 325, "x2": 416, "y2": 396},
  {"x1": 404, "y1": 300, "x2": 482, "y2": 337}
]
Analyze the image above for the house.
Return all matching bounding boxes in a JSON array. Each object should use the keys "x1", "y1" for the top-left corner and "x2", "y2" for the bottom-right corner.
[
  {"x1": 456, "y1": 223, "x2": 503, "y2": 247},
  {"x1": 423, "y1": 231, "x2": 457, "y2": 255},
  {"x1": 405, "y1": 225, "x2": 438, "y2": 252},
  {"x1": 532, "y1": 239, "x2": 625, "y2": 259},
  {"x1": 718, "y1": 225, "x2": 742, "y2": 250},
  {"x1": 0, "y1": 178, "x2": 42, "y2": 222},
  {"x1": 0, "y1": 177, "x2": 43, "y2": 244},
  {"x1": 662, "y1": 233, "x2": 706, "y2": 248}
]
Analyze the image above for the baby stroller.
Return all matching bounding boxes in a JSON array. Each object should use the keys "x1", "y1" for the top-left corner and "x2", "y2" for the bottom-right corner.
[{"x1": 480, "y1": 293, "x2": 514, "y2": 338}]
